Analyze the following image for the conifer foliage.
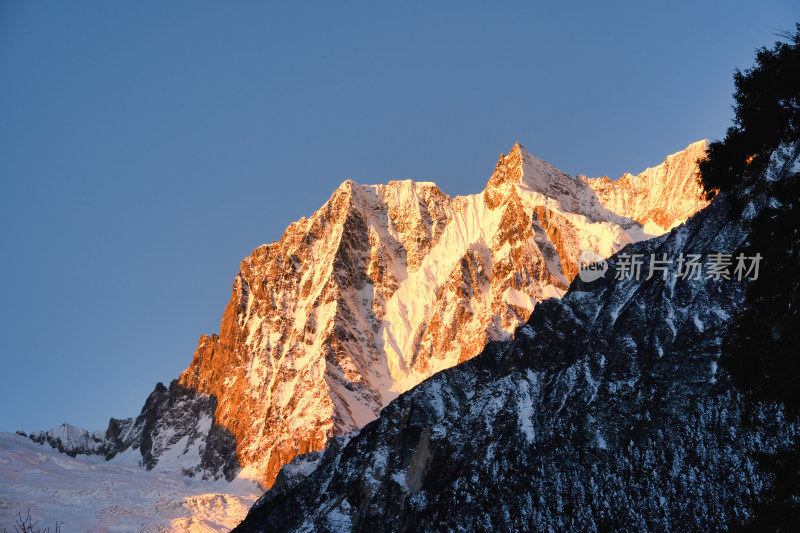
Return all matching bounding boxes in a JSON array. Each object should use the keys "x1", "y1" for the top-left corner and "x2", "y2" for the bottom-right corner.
[
  {"x1": 700, "y1": 24, "x2": 800, "y2": 531},
  {"x1": 699, "y1": 24, "x2": 800, "y2": 199}
]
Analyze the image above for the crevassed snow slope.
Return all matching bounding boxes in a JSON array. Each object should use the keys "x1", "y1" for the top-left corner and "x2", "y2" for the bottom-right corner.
[{"x1": 0, "y1": 432, "x2": 259, "y2": 532}]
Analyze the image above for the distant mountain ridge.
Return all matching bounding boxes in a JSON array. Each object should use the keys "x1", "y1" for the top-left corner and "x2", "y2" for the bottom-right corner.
[{"x1": 27, "y1": 141, "x2": 709, "y2": 488}]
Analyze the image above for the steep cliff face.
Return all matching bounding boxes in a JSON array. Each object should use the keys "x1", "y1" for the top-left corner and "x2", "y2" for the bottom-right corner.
[
  {"x1": 29, "y1": 142, "x2": 709, "y2": 488},
  {"x1": 234, "y1": 143, "x2": 800, "y2": 533}
]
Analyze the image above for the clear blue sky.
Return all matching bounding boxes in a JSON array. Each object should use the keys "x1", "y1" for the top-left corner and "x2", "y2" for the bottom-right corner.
[{"x1": 1, "y1": 1, "x2": 798, "y2": 433}]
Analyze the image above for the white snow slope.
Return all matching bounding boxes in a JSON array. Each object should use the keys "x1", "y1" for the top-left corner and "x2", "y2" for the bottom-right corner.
[{"x1": 0, "y1": 432, "x2": 260, "y2": 532}]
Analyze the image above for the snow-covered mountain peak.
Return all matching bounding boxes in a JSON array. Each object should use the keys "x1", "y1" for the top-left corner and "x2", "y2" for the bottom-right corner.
[
  {"x1": 22, "y1": 141, "x2": 712, "y2": 493},
  {"x1": 484, "y1": 144, "x2": 524, "y2": 207},
  {"x1": 182, "y1": 141, "x2": 709, "y2": 486},
  {"x1": 28, "y1": 423, "x2": 106, "y2": 457},
  {"x1": 485, "y1": 142, "x2": 588, "y2": 215}
]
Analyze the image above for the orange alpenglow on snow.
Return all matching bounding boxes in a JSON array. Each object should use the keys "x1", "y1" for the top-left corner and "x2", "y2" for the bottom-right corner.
[{"x1": 177, "y1": 140, "x2": 709, "y2": 487}]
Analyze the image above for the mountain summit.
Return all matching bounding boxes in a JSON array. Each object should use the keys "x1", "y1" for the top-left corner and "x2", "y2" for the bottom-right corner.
[{"x1": 28, "y1": 142, "x2": 709, "y2": 489}]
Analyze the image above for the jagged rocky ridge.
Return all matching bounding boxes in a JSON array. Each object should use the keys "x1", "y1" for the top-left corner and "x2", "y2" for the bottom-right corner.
[
  {"x1": 233, "y1": 144, "x2": 800, "y2": 531},
  {"x1": 30, "y1": 380, "x2": 239, "y2": 481},
  {"x1": 29, "y1": 142, "x2": 708, "y2": 487}
]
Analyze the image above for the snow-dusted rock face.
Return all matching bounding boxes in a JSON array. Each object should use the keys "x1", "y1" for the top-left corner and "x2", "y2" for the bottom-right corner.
[
  {"x1": 233, "y1": 149, "x2": 800, "y2": 532},
  {"x1": 28, "y1": 423, "x2": 106, "y2": 457},
  {"x1": 29, "y1": 380, "x2": 240, "y2": 481},
  {"x1": 27, "y1": 141, "x2": 709, "y2": 489}
]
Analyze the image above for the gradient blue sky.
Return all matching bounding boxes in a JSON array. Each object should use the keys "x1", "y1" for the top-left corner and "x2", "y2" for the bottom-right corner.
[{"x1": 1, "y1": 1, "x2": 798, "y2": 433}]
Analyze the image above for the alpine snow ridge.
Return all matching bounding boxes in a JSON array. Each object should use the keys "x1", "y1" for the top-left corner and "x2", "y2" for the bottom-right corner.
[
  {"x1": 29, "y1": 141, "x2": 709, "y2": 488},
  {"x1": 234, "y1": 142, "x2": 800, "y2": 532}
]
